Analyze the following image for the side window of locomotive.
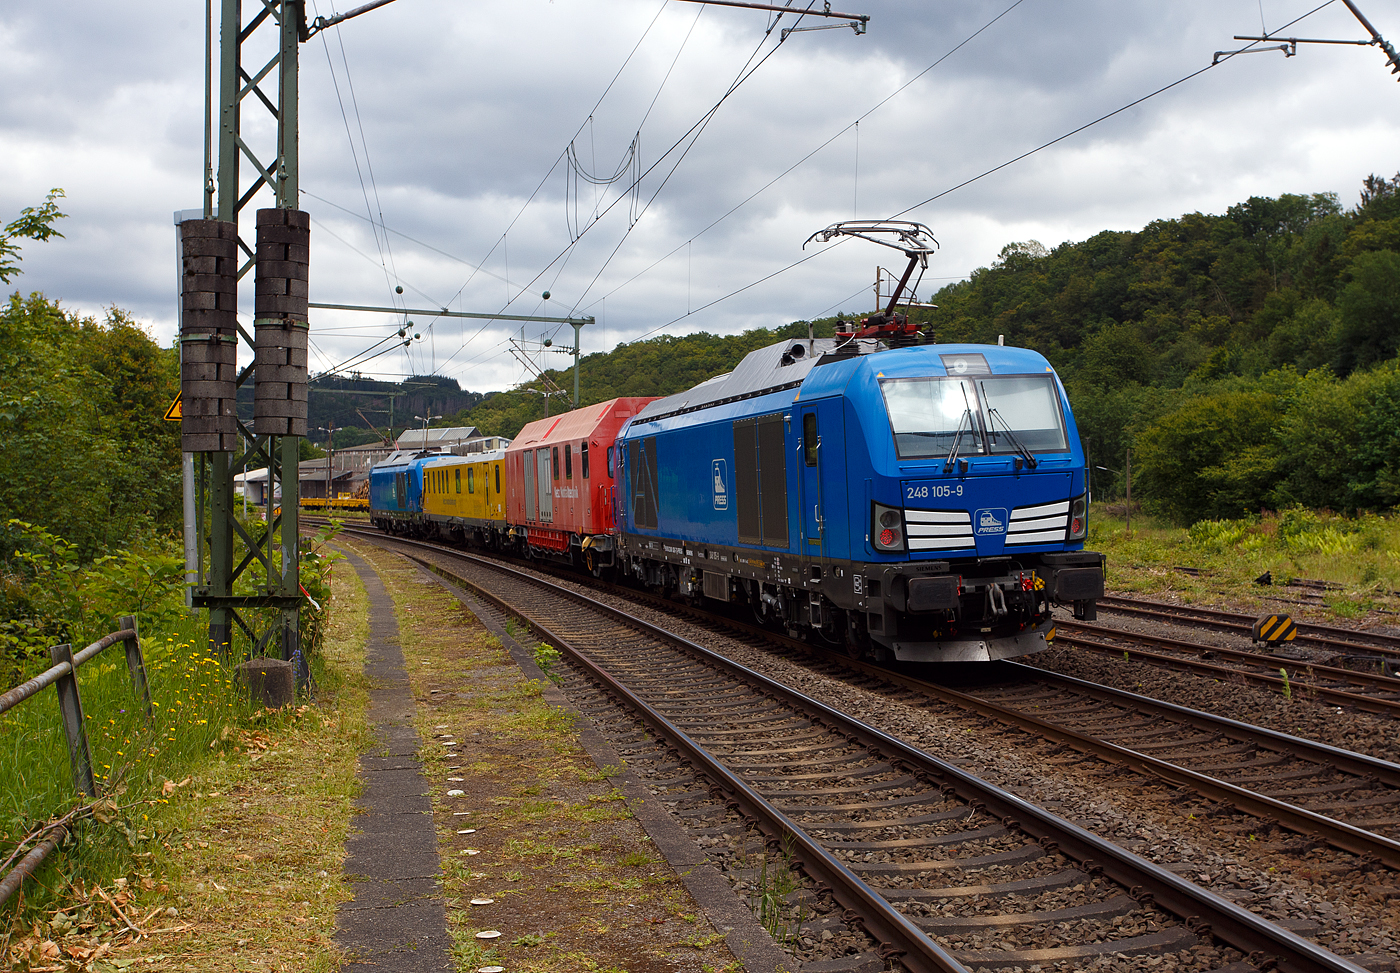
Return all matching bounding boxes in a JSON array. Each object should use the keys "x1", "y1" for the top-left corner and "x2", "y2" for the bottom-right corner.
[
  {"x1": 607, "y1": 445, "x2": 615, "y2": 479},
  {"x1": 456, "y1": 469, "x2": 462, "y2": 493},
  {"x1": 627, "y1": 438, "x2": 660, "y2": 530},
  {"x1": 803, "y1": 413, "x2": 819, "y2": 467},
  {"x1": 494, "y1": 463, "x2": 501, "y2": 494},
  {"x1": 467, "y1": 468, "x2": 475, "y2": 493},
  {"x1": 564, "y1": 445, "x2": 572, "y2": 479},
  {"x1": 552, "y1": 446, "x2": 560, "y2": 480},
  {"x1": 581, "y1": 441, "x2": 590, "y2": 479}
]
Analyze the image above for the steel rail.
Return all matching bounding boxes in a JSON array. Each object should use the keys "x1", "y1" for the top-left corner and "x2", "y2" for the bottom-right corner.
[
  {"x1": 1064, "y1": 619, "x2": 1400, "y2": 697},
  {"x1": 0, "y1": 827, "x2": 68, "y2": 907},
  {"x1": 1057, "y1": 629, "x2": 1400, "y2": 718},
  {"x1": 819, "y1": 653, "x2": 1400, "y2": 868},
  {"x1": 1097, "y1": 595, "x2": 1400, "y2": 659},
  {"x1": 400, "y1": 553, "x2": 964, "y2": 972},
  {"x1": 1012, "y1": 664, "x2": 1400, "y2": 789},
  {"x1": 387, "y1": 543, "x2": 1371, "y2": 973}
]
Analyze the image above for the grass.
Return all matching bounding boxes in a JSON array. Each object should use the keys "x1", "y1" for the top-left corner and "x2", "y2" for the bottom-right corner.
[
  {"x1": 2, "y1": 550, "x2": 373, "y2": 969},
  {"x1": 1, "y1": 611, "x2": 248, "y2": 919},
  {"x1": 738, "y1": 834, "x2": 806, "y2": 945},
  {"x1": 349, "y1": 539, "x2": 743, "y2": 973},
  {"x1": 1087, "y1": 504, "x2": 1400, "y2": 616}
]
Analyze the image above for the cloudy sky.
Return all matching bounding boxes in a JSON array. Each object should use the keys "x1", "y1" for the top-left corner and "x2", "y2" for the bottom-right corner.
[{"x1": 4, "y1": 1, "x2": 1399, "y2": 395}]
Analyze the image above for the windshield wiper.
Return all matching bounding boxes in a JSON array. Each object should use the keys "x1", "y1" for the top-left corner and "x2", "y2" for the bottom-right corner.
[
  {"x1": 985, "y1": 406, "x2": 1039, "y2": 469},
  {"x1": 943, "y1": 384, "x2": 975, "y2": 474}
]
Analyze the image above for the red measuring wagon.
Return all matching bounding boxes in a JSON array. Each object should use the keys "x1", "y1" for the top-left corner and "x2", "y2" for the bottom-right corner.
[{"x1": 504, "y1": 397, "x2": 657, "y2": 571}]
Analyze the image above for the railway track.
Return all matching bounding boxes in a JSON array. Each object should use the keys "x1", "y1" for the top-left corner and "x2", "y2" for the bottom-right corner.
[
  {"x1": 1097, "y1": 595, "x2": 1400, "y2": 664},
  {"x1": 1054, "y1": 621, "x2": 1400, "y2": 718},
  {"x1": 324, "y1": 522, "x2": 1400, "y2": 863},
  {"x1": 341, "y1": 527, "x2": 1377, "y2": 973}
]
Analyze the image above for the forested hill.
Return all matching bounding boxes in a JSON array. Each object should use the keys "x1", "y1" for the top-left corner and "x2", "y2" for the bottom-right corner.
[
  {"x1": 453, "y1": 171, "x2": 1400, "y2": 526},
  {"x1": 451, "y1": 320, "x2": 835, "y2": 439},
  {"x1": 905, "y1": 170, "x2": 1400, "y2": 523},
  {"x1": 920, "y1": 183, "x2": 1399, "y2": 383}
]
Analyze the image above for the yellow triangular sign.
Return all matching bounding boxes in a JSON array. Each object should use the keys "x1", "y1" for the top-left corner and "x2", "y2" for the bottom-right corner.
[{"x1": 164, "y1": 393, "x2": 183, "y2": 421}]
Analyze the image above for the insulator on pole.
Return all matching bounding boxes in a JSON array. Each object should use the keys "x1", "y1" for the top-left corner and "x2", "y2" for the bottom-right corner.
[
  {"x1": 253, "y1": 208, "x2": 311, "y2": 437},
  {"x1": 179, "y1": 218, "x2": 240, "y2": 452}
]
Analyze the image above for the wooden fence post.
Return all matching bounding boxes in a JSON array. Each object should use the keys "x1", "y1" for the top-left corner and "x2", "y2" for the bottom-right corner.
[
  {"x1": 50, "y1": 643, "x2": 96, "y2": 797},
  {"x1": 118, "y1": 614, "x2": 153, "y2": 720}
]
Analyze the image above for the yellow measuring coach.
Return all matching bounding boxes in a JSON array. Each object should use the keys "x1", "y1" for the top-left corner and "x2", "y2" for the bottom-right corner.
[{"x1": 420, "y1": 448, "x2": 508, "y2": 547}]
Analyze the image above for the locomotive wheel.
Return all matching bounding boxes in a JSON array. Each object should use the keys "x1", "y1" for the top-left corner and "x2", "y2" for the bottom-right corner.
[{"x1": 584, "y1": 547, "x2": 599, "y2": 576}]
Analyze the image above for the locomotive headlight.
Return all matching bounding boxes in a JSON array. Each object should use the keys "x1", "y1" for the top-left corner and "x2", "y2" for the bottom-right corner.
[
  {"x1": 1067, "y1": 495, "x2": 1088, "y2": 541},
  {"x1": 872, "y1": 502, "x2": 905, "y2": 552}
]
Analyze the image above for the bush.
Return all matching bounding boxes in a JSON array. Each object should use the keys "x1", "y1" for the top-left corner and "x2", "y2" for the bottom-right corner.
[
  {"x1": 1273, "y1": 362, "x2": 1400, "y2": 512},
  {"x1": 1134, "y1": 389, "x2": 1281, "y2": 523}
]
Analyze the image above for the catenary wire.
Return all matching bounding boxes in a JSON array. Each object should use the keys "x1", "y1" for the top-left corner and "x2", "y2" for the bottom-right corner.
[
  {"x1": 311, "y1": 1, "x2": 401, "y2": 310},
  {"x1": 580, "y1": 0, "x2": 1030, "y2": 315},
  {"x1": 493, "y1": 3, "x2": 814, "y2": 340},
  {"x1": 615, "y1": 1, "x2": 1341, "y2": 347}
]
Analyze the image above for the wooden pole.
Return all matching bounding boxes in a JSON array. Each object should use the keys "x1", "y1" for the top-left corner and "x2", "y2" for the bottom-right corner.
[{"x1": 1125, "y1": 448, "x2": 1132, "y2": 539}]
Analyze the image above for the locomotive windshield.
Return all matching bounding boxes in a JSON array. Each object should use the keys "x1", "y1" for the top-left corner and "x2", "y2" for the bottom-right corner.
[{"x1": 880, "y1": 374, "x2": 1067, "y2": 460}]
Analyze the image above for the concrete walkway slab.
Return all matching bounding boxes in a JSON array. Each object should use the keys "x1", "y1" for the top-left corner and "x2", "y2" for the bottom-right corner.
[{"x1": 336, "y1": 548, "x2": 451, "y2": 972}]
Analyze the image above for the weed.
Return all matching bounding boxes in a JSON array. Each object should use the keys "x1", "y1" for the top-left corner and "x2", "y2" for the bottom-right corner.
[
  {"x1": 511, "y1": 931, "x2": 548, "y2": 947},
  {"x1": 1280, "y1": 668, "x2": 1292, "y2": 701},
  {"x1": 739, "y1": 833, "x2": 806, "y2": 944},
  {"x1": 577, "y1": 763, "x2": 623, "y2": 783},
  {"x1": 532, "y1": 641, "x2": 562, "y2": 683},
  {"x1": 448, "y1": 914, "x2": 502, "y2": 969}
]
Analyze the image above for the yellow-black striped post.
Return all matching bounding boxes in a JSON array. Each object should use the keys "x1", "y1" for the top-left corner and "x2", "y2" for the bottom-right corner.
[{"x1": 1253, "y1": 613, "x2": 1297, "y2": 647}]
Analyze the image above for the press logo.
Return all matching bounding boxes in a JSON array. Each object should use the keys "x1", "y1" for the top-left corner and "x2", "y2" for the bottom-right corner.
[
  {"x1": 712, "y1": 459, "x2": 728, "y2": 510},
  {"x1": 975, "y1": 507, "x2": 1008, "y2": 535}
]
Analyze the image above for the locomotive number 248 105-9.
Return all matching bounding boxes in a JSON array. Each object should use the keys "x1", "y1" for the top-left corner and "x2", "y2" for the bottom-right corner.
[{"x1": 906, "y1": 483, "x2": 963, "y2": 500}]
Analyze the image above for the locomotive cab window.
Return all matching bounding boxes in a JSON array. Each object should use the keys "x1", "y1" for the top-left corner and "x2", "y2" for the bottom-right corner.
[
  {"x1": 880, "y1": 377, "x2": 986, "y2": 460},
  {"x1": 455, "y1": 469, "x2": 462, "y2": 493},
  {"x1": 467, "y1": 468, "x2": 474, "y2": 493},
  {"x1": 494, "y1": 463, "x2": 501, "y2": 493},
  {"x1": 581, "y1": 441, "x2": 590, "y2": 479},
  {"x1": 552, "y1": 446, "x2": 560, "y2": 480},
  {"x1": 977, "y1": 376, "x2": 1068, "y2": 453},
  {"x1": 606, "y1": 445, "x2": 615, "y2": 479},
  {"x1": 803, "y1": 413, "x2": 819, "y2": 467},
  {"x1": 564, "y1": 445, "x2": 572, "y2": 479},
  {"x1": 879, "y1": 374, "x2": 1068, "y2": 460}
]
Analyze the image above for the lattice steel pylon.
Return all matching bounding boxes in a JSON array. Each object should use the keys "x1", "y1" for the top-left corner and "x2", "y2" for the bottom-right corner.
[{"x1": 188, "y1": 0, "x2": 310, "y2": 679}]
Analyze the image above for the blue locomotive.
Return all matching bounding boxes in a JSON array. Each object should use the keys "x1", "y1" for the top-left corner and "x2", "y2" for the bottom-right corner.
[
  {"x1": 369, "y1": 447, "x2": 429, "y2": 532},
  {"x1": 613, "y1": 222, "x2": 1104, "y2": 663}
]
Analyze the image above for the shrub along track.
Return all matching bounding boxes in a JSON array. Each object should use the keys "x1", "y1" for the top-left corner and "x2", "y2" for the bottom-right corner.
[{"x1": 339, "y1": 527, "x2": 1380, "y2": 973}]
